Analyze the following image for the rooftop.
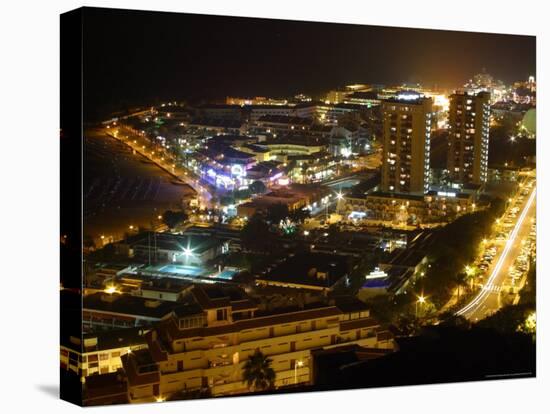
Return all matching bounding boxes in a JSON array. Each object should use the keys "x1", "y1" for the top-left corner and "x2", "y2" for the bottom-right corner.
[
  {"x1": 261, "y1": 252, "x2": 349, "y2": 288},
  {"x1": 124, "y1": 232, "x2": 221, "y2": 255},
  {"x1": 346, "y1": 91, "x2": 380, "y2": 100},
  {"x1": 383, "y1": 95, "x2": 432, "y2": 106},
  {"x1": 83, "y1": 292, "x2": 180, "y2": 320},
  {"x1": 366, "y1": 191, "x2": 425, "y2": 202},
  {"x1": 384, "y1": 231, "x2": 435, "y2": 268},
  {"x1": 257, "y1": 115, "x2": 312, "y2": 125},
  {"x1": 190, "y1": 284, "x2": 256, "y2": 311},
  {"x1": 189, "y1": 118, "x2": 243, "y2": 128},
  {"x1": 140, "y1": 277, "x2": 192, "y2": 294},
  {"x1": 80, "y1": 327, "x2": 148, "y2": 352},
  {"x1": 160, "y1": 305, "x2": 344, "y2": 342}
]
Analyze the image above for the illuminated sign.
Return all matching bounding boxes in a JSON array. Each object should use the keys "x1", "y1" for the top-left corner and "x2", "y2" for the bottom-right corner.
[
  {"x1": 397, "y1": 92, "x2": 421, "y2": 101},
  {"x1": 231, "y1": 164, "x2": 245, "y2": 177},
  {"x1": 340, "y1": 147, "x2": 352, "y2": 158},
  {"x1": 270, "y1": 172, "x2": 283, "y2": 181},
  {"x1": 216, "y1": 175, "x2": 234, "y2": 188},
  {"x1": 366, "y1": 267, "x2": 388, "y2": 279},
  {"x1": 437, "y1": 191, "x2": 456, "y2": 198},
  {"x1": 348, "y1": 211, "x2": 367, "y2": 219}
]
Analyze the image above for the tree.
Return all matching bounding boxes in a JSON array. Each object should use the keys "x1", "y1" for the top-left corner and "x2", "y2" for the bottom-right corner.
[
  {"x1": 289, "y1": 207, "x2": 311, "y2": 224},
  {"x1": 422, "y1": 203, "x2": 504, "y2": 307},
  {"x1": 249, "y1": 180, "x2": 267, "y2": 194},
  {"x1": 265, "y1": 203, "x2": 289, "y2": 224},
  {"x1": 452, "y1": 273, "x2": 468, "y2": 302},
  {"x1": 241, "y1": 215, "x2": 273, "y2": 253},
  {"x1": 220, "y1": 194, "x2": 235, "y2": 206},
  {"x1": 242, "y1": 349, "x2": 276, "y2": 392},
  {"x1": 162, "y1": 210, "x2": 188, "y2": 229}
]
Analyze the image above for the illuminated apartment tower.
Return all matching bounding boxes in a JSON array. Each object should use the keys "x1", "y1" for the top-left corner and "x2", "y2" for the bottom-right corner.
[
  {"x1": 447, "y1": 90, "x2": 490, "y2": 185},
  {"x1": 381, "y1": 93, "x2": 433, "y2": 194}
]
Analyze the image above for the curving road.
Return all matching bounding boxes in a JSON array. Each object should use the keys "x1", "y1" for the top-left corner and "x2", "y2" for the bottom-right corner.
[{"x1": 455, "y1": 182, "x2": 536, "y2": 321}]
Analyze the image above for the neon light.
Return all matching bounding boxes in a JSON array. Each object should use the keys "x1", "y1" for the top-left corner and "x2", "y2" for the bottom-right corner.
[
  {"x1": 231, "y1": 164, "x2": 245, "y2": 177},
  {"x1": 397, "y1": 92, "x2": 421, "y2": 101},
  {"x1": 437, "y1": 191, "x2": 456, "y2": 197},
  {"x1": 366, "y1": 267, "x2": 388, "y2": 279}
]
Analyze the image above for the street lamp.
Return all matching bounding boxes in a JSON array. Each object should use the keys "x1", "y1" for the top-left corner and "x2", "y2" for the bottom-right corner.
[
  {"x1": 104, "y1": 285, "x2": 118, "y2": 295},
  {"x1": 182, "y1": 246, "x2": 194, "y2": 259},
  {"x1": 415, "y1": 295, "x2": 426, "y2": 318},
  {"x1": 294, "y1": 360, "x2": 304, "y2": 384}
]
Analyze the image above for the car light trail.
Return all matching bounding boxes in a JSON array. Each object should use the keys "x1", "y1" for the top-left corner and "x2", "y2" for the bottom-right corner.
[{"x1": 456, "y1": 186, "x2": 536, "y2": 317}]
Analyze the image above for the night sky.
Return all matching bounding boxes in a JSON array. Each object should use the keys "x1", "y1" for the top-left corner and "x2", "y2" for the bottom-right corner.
[{"x1": 82, "y1": 7, "x2": 536, "y2": 121}]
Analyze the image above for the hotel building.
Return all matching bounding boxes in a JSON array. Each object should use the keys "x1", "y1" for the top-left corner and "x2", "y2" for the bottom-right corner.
[
  {"x1": 120, "y1": 284, "x2": 395, "y2": 402},
  {"x1": 447, "y1": 90, "x2": 491, "y2": 185},
  {"x1": 381, "y1": 94, "x2": 433, "y2": 195},
  {"x1": 61, "y1": 327, "x2": 148, "y2": 380}
]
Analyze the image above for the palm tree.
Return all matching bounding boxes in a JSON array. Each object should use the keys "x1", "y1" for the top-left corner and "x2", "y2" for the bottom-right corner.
[
  {"x1": 452, "y1": 273, "x2": 468, "y2": 302},
  {"x1": 242, "y1": 349, "x2": 276, "y2": 392}
]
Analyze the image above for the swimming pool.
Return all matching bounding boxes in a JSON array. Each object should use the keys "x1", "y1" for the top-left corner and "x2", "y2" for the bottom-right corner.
[
  {"x1": 214, "y1": 269, "x2": 239, "y2": 280},
  {"x1": 156, "y1": 264, "x2": 205, "y2": 277}
]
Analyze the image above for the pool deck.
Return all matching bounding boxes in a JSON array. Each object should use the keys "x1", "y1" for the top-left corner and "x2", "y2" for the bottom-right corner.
[{"x1": 125, "y1": 264, "x2": 241, "y2": 284}]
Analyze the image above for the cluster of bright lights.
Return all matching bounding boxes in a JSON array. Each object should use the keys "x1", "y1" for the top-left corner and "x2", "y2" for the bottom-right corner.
[
  {"x1": 524, "y1": 312, "x2": 536, "y2": 332},
  {"x1": 104, "y1": 285, "x2": 119, "y2": 295},
  {"x1": 182, "y1": 247, "x2": 194, "y2": 257},
  {"x1": 456, "y1": 186, "x2": 536, "y2": 317}
]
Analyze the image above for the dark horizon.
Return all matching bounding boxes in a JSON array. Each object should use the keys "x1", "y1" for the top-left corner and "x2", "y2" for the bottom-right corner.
[{"x1": 81, "y1": 6, "x2": 536, "y2": 120}]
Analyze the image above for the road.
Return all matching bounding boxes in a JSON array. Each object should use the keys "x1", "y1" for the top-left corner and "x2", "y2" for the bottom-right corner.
[
  {"x1": 456, "y1": 181, "x2": 536, "y2": 321},
  {"x1": 107, "y1": 126, "x2": 214, "y2": 208}
]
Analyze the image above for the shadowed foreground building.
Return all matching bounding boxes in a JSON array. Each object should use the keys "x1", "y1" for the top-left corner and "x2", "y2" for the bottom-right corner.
[{"x1": 118, "y1": 284, "x2": 395, "y2": 402}]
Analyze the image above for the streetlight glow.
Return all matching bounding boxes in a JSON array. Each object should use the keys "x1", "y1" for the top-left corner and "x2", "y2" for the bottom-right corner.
[
  {"x1": 183, "y1": 246, "x2": 194, "y2": 257},
  {"x1": 294, "y1": 360, "x2": 304, "y2": 384},
  {"x1": 104, "y1": 285, "x2": 118, "y2": 295}
]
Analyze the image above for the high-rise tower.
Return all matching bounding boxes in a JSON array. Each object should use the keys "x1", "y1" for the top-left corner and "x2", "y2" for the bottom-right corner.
[{"x1": 381, "y1": 93, "x2": 433, "y2": 194}]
